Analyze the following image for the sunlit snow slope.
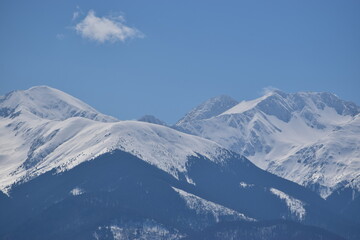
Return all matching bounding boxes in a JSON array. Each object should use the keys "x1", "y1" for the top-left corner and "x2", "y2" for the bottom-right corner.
[
  {"x1": 175, "y1": 90, "x2": 360, "y2": 198},
  {"x1": 0, "y1": 86, "x2": 229, "y2": 194}
]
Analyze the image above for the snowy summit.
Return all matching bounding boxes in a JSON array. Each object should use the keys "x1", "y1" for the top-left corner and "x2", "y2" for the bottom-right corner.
[{"x1": 176, "y1": 90, "x2": 360, "y2": 198}]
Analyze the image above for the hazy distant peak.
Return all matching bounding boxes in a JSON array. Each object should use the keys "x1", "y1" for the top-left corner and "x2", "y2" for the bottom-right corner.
[
  {"x1": 176, "y1": 95, "x2": 238, "y2": 125},
  {"x1": 138, "y1": 115, "x2": 167, "y2": 126}
]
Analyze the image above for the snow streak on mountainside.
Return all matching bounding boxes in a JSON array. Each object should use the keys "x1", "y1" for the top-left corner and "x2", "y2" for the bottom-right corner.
[
  {"x1": 176, "y1": 90, "x2": 360, "y2": 198},
  {"x1": 0, "y1": 86, "x2": 230, "y2": 194},
  {"x1": 270, "y1": 188, "x2": 306, "y2": 221},
  {"x1": 172, "y1": 187, "x2": 254, "y2": 222}
]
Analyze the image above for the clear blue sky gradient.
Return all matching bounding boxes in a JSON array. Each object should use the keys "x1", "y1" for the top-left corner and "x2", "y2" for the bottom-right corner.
[{"x1": 1, "y1": 0, "x2": 359, "y2": 123}]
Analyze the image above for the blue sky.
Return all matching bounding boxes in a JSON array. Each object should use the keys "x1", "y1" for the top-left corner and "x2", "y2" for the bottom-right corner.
[{"x1": 1, "y1": 0, "x2": 359, "y2": 123}]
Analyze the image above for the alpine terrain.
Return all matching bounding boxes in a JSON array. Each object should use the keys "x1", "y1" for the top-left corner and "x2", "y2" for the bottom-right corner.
[
  {"x1": 0, "y1": 86, "x2": 358, "y2": 239},
  {"x1": 175, "y1": 90, "x2": 360, "y2": 221}
]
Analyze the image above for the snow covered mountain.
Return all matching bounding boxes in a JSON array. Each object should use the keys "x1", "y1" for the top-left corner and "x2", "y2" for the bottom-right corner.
[
  {"x1": 0, "y1": 86, "x2": 358, "y2": 239},
  {"x1": 0, "y1": 86, "x2": 117, "y2": 122},
  {"x1": 175, "y1": 90, "x2": 360, "y2": 198},
  {"x1": 0, "y1": 87, "x2": 231, "y2": 194}
]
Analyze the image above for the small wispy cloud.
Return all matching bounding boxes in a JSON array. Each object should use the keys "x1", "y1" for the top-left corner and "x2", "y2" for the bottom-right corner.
[
  {"x1": 72, "y1": 11, "x2": 80, "y2": 21},
  {"x1": 262, "y1": 86, "x2": 281, "y2": 95},
  {"x1": 74, "y1": 10, "x2": 143, "y2": 43},
  {"x1": 72, "y1": 6, "x2": 82, "y2": 21}
]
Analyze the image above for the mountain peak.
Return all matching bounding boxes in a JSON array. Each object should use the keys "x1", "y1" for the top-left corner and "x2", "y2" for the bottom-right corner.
[
  {"x1": 175, "y1": 90, "x2": 360, "y2": 198},
  {"x1": 176, "y1": 95, "x2": 238, "y2": 125},
  {"x1": 138, "y1": 115, "x2": 167, "y2": 126},
  {"x1": 0, "y1": 86, "x2": 117, "y2": 122},
  {"x1": 221, "y1": 91, "x2": 359, "y2": 122}
]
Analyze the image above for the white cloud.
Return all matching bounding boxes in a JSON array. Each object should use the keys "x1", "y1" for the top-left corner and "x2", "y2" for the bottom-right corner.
[
  {"x1": 262, "y1": 86, "x2": 281, "y2": 95},
  {"x1": 72, "y1": 6, "x2": 82, "y2": 21},
  {"x1": 74, "y1": 10, "x2": 143, "y2": 43}
]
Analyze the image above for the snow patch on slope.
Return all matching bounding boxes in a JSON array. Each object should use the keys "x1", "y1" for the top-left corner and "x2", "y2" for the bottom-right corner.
[
  {"x1": 239, "y1": 182, "x2": 254, "y2": 188},
  {"x1": 70, "y1": 187, "x2": 84, "y2": 196},
  {"x1": 95, "y1": 220, "x2": 185, "y2": 240},
  {"x1": 221, "y1": 93, "x2": 271, "y2": 115},
  {"x1": 172, "y1": 187, "x2": 254, "y2": 222},
  {"x1": 270, "y1": 188, "x2": 306, "y2": 221}
]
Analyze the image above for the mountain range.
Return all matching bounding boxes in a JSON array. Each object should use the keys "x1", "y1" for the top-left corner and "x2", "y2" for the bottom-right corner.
[
  {"x1": 175, "y1": 91, "x2": 360, "y2": 200},
  {"x1": 0, "y1": 86, "x2": 359, "y2": 239}
]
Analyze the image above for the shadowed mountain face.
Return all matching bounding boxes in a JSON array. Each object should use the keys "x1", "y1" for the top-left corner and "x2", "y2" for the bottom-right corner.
[
  {"x1": 0, "y1": 150, "x2": 350, "y2": 239},
  {"x1": 176, "y1": 95, "x2": 239, "y2": 126},
  {"x1": 175, "y1": 91, "x2": 360, "y2": 200},
  {"x1": 0, "y1": 86, "x2": 359, "y2": 239}
]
